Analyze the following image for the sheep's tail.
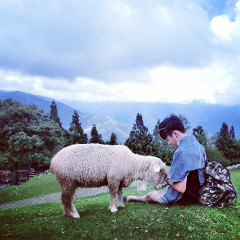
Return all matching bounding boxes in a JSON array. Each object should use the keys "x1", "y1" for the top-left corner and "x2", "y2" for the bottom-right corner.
[
  {"x1": 50, "y1": 165, "x2": 54, "y2": 174},
  {"x1": 50, "y1": 160, "x2": 55, "y2": 174},
  {"x1": 49, "y1": 152, "x2": 59, "y2": 174}
]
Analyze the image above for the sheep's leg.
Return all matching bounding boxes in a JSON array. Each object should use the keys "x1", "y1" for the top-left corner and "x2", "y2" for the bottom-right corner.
[
  {"x1": 61, "y1": 182, "x2": 80, "y2": 218},
  {"x1": 109, "y1": 192, "x2": 118, "y2": 212},
  {"x1": 108, "y1": 182, "x2": 118, "y2": 212},
  {"x1": 117, "y1": 186, "x2": 124, "y2": 208}
]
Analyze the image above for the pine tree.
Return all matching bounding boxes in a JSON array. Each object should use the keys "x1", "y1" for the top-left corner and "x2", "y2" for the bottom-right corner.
[
  {"x1": 125, "y1": 113, "x2": 153, "y2": 155},
  {"x1": 193, "y1": 125, "x2": 208, "y2": 146},
  {"x1": 89, "y1": 124, "x2": 104, "y2": 144},
  {"x1": 69, "y1": 110, "x2": 88, "y2": 144},
  {"x1": 178, "y1": 114, "x2": 191, "y2": 131},
  {"x1": 216, "y1": 122, "x2": 232, "y2": 159},
  {"x1": 227, "y1": 125, "x2": 240, "y2": 164},
  {"x1": 153, "y1": 119, "x2": 161, "y2": 137},
  {"x1": 151, "y1": 119, "x2": 175, "y2": 165},
  {"x1": 229, "y1": 126, "x2": 235, "y2": 139},
  {"x1": 109, "y1": 132, "x2": 118, "y2": 145},
  {"x1": 50, "y1": 100, "x2": 62, "y2": 128}
]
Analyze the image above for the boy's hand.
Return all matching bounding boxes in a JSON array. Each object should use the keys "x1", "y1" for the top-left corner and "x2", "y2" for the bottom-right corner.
[
  {"x1": 160, "y1": 173, "x2": 170, "y2": 188},
  {"x1": 164, "y1": 173, "x2": 169, "y2": 183}
]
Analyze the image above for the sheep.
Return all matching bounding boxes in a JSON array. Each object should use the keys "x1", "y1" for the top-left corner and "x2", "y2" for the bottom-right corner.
[{"x1": 50, "y1": 143, "x2": 167, "y2": 218}]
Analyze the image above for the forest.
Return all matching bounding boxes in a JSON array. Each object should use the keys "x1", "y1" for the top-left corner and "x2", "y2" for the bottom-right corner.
[{"x1": 1, "y1": 98, "x2": 239, "y2": 185}]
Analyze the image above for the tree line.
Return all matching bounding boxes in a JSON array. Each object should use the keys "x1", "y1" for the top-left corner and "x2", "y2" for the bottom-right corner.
[
  {"x1": 1, "y1": 98, "x2": 239, "y2": 185},
  {"x1": 49, "y1": 100, "x2": 118, "y2": 146},
  {"x1": 125, "y1": 113, "x2": 240, "y2": 167},
  {"x1": 0, "y1": 99, "x2": 116, "y2": 184}
]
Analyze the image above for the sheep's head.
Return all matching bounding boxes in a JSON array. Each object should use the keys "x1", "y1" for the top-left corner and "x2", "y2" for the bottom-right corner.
[{"x1": 147, "y1": 157, "x2": 167, "y2": 189}]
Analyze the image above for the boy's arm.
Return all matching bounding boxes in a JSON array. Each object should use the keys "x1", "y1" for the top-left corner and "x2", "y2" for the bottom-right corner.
[{"x1": 169, "y1": 177, "x2": 187, "y2": 193}]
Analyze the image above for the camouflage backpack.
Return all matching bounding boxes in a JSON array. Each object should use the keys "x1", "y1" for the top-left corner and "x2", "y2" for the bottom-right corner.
[{"x1": 198, "y1": 161, "x2": 237, "y2": 208}]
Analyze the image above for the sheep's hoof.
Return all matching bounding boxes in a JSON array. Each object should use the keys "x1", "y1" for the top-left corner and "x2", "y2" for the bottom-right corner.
[
  {"x1": 117, "y1": 203, "x2": 125, "y2": 208},
  {"x1": 72, "y1": 212, "x2": 80, "y2": 218},
  {"x1": 110, "y1": 207, "x2": 118, "y2": 213}
]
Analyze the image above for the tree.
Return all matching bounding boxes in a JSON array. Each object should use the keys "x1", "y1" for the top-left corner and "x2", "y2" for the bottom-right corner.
[
  {"x1": 49, "y1": 100, "x2": 71, "y2": 146},
  {"x1": 89, "y1": 124, "x2": 104, "y2": 144},
  {"x1": 50, "y1": 100, "x2": 62, "y2": 128},
  {"x1": 0, "y1": 98, "x2": 65, "y2": 185},
  {"x1": 227, "y1": 139, "x2": 240, "y2": 164},
  {"x1": 108, "y1": 132, "x2": 118, "y2": 145},
  {"x1": 125, "y1": 113, "x2": 153, "y2": 155},
  {"x1": 205, "y1": 146, "x2": 230, "y2": 167},
  {"x1": 192, "y1": 125, "x2": 208, "y2": 147},
  {"x1": 229, "y1": 126, "x2": 235, "y2": 139},
  {"x1": 215, "y1": 122, "x2": 232, "y2": 159},
  {"x1": 153, "y1": 119, "x2": 161, "y2": 137},
  {"x1": 179, "y1": 114, "x2": 191, "y2": 132},
  {"x1": 69, "y1": 110, "x2": 88, "y2": 144},
  {"x1": 151, "y1": 119, "x2": 175, "y2": 165}
]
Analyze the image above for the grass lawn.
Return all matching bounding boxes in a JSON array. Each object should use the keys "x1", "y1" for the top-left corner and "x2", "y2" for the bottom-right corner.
[
  {"x1": 0, "y1": 170, "x2": 239, "y2": 239},
  {"x1": 0, "y1": 174, "x2": 61, "y2": 205}
]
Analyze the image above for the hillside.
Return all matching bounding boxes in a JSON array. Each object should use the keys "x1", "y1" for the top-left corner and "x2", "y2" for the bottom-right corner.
[
  {"x1": 64, "y1": 100, "x2": 240, "y2": 139},
  {"x1": 0, "y1": 91, "x2": 131, "y2": 144},
  {"x1": 1, "y1": 90, "x2": 240, "y2": 141}
]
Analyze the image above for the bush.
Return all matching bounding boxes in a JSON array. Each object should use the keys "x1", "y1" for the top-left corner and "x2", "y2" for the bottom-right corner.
[
  {"x1": 205, "y1": 146, "x2": 231, "y2": 167},
  {"x1": 231, "y1": 158, "x2": 240, "y2": 165}
]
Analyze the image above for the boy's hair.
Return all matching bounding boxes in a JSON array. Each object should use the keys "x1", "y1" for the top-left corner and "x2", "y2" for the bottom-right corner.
[{"x1": 159, "y1": 114, "x2": 185, "y2": 140}]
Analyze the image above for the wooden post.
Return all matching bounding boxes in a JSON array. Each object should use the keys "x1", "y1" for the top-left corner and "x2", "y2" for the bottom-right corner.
[{"x1": 137, "y1": 181, "x2": 147, "y2": 191}]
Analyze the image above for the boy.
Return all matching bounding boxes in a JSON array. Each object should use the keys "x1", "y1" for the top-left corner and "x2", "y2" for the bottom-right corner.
[{"x1": 124, "y1": 114, "x2": 205, "y2": 205}]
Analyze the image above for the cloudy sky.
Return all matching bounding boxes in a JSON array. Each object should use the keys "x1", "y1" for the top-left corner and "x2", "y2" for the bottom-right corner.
[{"x1": 1, "y1": 0, "x2": 240, "y2": 105}]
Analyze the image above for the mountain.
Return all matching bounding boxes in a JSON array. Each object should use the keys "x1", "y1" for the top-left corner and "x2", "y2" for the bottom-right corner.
[
  {"x1": 0, "y1": 91, "x2": 131, "y2": 144},
  {"x1": 1, "y1": 90, "x2": 240, "y2": 141},
  {"x1": 64, "y1": 100, "x2": 240, "y2": 139}
]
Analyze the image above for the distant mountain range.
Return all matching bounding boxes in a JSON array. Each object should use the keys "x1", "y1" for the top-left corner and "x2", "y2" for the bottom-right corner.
[
  {"x1": 1, "y1": 90, "x2": 240, "y2": 142},
  {"x1": 0, "y1": 91, "x2": 131, "y2": 144},
  {"x1": 63, "y1": 99, "x2": 240, "y2": 139}
]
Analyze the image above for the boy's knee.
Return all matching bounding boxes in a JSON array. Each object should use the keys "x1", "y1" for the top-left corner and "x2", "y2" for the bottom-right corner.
[{"x1": 146, "y1": 192, "x2": 154, "y2": 202}]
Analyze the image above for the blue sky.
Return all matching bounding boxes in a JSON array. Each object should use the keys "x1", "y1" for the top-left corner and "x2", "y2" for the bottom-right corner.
[{"x1": 0, "y1": 0, "x2": 240, "y2": 105}]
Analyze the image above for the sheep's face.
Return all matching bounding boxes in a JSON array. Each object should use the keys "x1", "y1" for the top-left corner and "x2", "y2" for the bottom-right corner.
[{"x1": 149, "y1": 159, "x2": 167, "y2": 189}]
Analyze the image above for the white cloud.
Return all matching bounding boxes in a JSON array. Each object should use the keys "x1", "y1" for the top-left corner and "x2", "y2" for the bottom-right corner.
[
  {"x1": 0, "y1": 0, "x2": 213, "y2": 82},
  {"x1": 1, "y1": 62, "x2": 239, "y2": 105},
  {"x1": 1, "y1": 0, "x2": 240, "y2": 106},
  {"x1": 211, "y1": 15, "x2": 237, "y2": 41},
  {"x1": 211, "y1": 0, "x2": 240, "y2": 41},
  {"x1": 148, "y1": 65, "x2": 236, "y2": 104}
]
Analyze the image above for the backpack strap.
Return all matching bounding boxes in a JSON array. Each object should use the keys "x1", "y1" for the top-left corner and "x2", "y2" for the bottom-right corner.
[
  {"x1": 203, "y1": 153, "x2": 208, "y2": 167},
  {"x1": 200, "y1": 153, "x2": 208, "y2": 173}
]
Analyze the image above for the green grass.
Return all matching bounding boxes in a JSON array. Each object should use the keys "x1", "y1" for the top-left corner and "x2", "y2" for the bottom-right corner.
[
  {"x1": 0, "y1": 174, "x2": 61, "y2": 204},
  {"x1": 0, "y1": 170, "x2": 239, "y2": 239}
]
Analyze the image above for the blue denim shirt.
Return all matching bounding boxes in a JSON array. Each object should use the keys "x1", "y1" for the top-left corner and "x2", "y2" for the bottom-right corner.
[{"x1": 162, "y1": 134, "x2": 205, "y2": 205}]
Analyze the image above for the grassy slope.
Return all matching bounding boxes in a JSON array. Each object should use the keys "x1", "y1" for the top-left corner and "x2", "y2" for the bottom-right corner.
[
  {"x1": 0, "y1": 167, "x2": 171, "y2": 205},
  {"x1": 0, "y1": 174, "x2": 61, "y2": 204},
  {"x1": 0, "y1": 170, "x2": 239, "y2": 239}
]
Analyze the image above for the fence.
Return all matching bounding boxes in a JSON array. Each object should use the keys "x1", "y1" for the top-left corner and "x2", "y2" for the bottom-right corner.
[{"x1": 0, "y1": 170, "x2": 39, "y2": 184}]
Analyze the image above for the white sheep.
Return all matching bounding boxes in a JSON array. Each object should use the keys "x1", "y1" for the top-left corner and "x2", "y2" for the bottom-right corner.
[{"x1": 50, "y1": 144, "x2": 167, "y2": 218}]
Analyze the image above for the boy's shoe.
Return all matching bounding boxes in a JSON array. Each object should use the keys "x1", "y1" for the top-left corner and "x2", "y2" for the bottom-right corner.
[{"x1": 122, "y1": 196, "x2": 127, "y2": 202}]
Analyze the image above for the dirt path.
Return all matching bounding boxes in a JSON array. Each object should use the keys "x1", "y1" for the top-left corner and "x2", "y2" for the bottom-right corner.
[{"x1": 0, "y1": 186, "x2": 109, "y2": 210}]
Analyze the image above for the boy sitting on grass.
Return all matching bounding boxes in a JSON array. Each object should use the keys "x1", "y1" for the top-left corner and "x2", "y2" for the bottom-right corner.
[{"x1": 124, "y1": 114, "x2": 206, "y2": 205}]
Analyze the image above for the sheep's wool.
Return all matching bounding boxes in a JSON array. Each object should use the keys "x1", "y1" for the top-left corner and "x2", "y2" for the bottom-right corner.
[{"x1": 50, "y1": 144, "x2": 167, "y2": 218}]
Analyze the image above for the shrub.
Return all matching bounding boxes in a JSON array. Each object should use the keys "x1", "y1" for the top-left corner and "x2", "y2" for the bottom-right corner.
[{"x1": 206, "y1": 146, "x2": 231, "y2": 167}]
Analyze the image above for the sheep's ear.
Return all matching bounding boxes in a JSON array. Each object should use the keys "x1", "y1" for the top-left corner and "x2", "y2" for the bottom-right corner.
[{"x1": 153, "y1": 165, "x2": 161, "y2": 173}]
